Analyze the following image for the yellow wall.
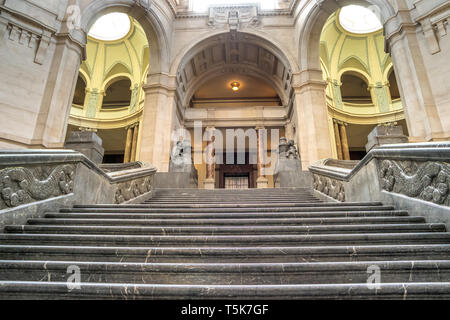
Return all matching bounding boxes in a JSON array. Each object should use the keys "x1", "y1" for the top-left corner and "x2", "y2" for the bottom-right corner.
[{"x1": 69, "y1": 17, "x2": 149, "y2": 132}]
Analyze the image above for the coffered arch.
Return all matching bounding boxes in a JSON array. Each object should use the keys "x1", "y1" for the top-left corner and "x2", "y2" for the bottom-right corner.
[{"x1": 175, "y1": 32, "x2": 297, "y2": 108}]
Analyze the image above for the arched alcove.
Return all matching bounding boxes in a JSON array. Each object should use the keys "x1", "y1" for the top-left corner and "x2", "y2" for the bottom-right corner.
[
  {"x1": 340, "y1": 72, "x2": 371, "y2": 104},
  {"x1": 388, "y1": 69, "x2": 400, "y2": 100},
  {"x1": 72, "y1": 76, "x2": 87, "y2": 106},
  {"x1": 102, "y1": 79, "x2": 132, "y2": 108}
]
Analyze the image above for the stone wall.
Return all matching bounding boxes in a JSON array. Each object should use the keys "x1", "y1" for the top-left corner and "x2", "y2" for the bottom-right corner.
[
  {"x1": 0, "y1": 150, "x2": 157, "y2": 230},
  {"x1": 309, "y1": 142, "x2": 450, "y2": 229}
]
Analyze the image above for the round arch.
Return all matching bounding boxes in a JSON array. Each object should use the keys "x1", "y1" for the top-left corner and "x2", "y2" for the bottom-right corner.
[
  {"x1": 80, "y1": 0, "x2": 170, "y2": 75},
  {"x1": 298, "y1": 0, "x2": 395, "y2": 72},
  {"x1": 174, "y1": 31, "x2": 298, "y2": 106},
  {"x1": 102, "y1": 74, "x2": 135, "y2": 93}
]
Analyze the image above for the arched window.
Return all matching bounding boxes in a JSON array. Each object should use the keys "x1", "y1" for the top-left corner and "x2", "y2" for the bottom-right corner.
[
  {"x1": 102, "y1": 79, "x2": 132, "y2": 109},
  {"x1": 72, "y1": 76, "x2": 87, "y2": 106},
  {"x1": 388, "y1": 69, "x2": 401, "y2": 100},
  {"x1": 340, "y1": 72, "x2": 372, "y2": 104}
]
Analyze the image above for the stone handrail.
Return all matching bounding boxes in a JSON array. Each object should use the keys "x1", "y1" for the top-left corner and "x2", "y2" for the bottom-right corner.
[
  {"x1": 0, "y1": 150, "x2": 157, "y2": 229},
  {"x1": 309, "y1": 142, "x2": 450, "y2": 227}
]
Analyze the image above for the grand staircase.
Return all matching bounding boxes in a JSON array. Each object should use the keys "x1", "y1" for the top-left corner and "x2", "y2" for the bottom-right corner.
[{"x1": 0, "y1": 188, "x2": 449, "y2": 299}]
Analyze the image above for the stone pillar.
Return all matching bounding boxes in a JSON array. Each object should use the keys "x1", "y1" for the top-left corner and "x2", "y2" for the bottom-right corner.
[
  {"x1": 204, "y1": 126, "x2": 216, "y2": 190},
  {"x1": 64, "y1": 130, "x2": 104, "y2": 164},
  {"x1": 333, "y1": 119, "x2": 343, "y2": 160},
  {"x1": 386, "y1": 17, "x2": 447, "y2": 141},
  {"x1": 256, "y1": 126, "x2": 269, "y2": 189},
  {"x1": 131, "y1": 123, "x2": 139, "y2": 162},
  {"x1": 339, "y1": 122, "x2": 350, "y2": 161},
  {"x1": 292, "y1": 70, "x2": 333, "y2": 170},
  {"x1": 124, "y1": 126, "x2": 133, "y2": 163},
  {"x1": 365, "y1": 124, "x2": 409, "y2": 152},
  {"x1": 140, "y1": 75, "x2": 177, "y2": 171}
]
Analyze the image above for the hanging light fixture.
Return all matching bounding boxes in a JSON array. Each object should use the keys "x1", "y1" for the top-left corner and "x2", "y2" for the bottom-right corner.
[{"x1": 230, "y1": 81, "x2": 240, "y2": 91}]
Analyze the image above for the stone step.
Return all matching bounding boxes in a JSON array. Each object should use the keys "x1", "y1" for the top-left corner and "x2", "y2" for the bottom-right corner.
[
  {"x1": 0, "y1": 244, "x2": 449, "y2": 263},
  {"x1": 1, "y1": 281, "x2": 449, "y2": 299},
  {"x1": 143, "y1": 200, "x2": 322, "y2": 204},
  {"x1": 27, "y1": 216, "x2": 427, "y2": 226},
  {"x1": 1, "y1": 260, "x2": 448, "y2": 285},
  {"x1": 44, "y1": 210, "x2": 410, "y2": 220},
  {"x1": 72, "y1": 202, "x2": 384, "y2": 210},
  {"x1": 64, "y1": 205, "x2": 393, "y2": 214},
  {"x1": 1, "y1": 232, "x2": 449, "y2": 247},
  {"x1": 7, "y1": 223, "x2": 440, "y2": 235}
]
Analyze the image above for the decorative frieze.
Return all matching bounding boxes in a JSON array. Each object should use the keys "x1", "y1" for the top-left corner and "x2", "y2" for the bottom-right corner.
[
  {"x1": 5, "y1": 22, "x2": 51, "y2": 65},
  {"x1": 0, "y1": 164, "x2": 76, "y2": 210},
  {"x1": 313, "y1": 174, "x2": 346, "y2": 202},
  {"x1": 419, "y1": 5, "x2": 449, "y2": 55},
  {"x1": 379, "y1": 160, "x2": 450, "y2": 206},
  {"x1": 207, "y1": 5, "x2": 260, "y2": 30},
  {"x1": 115, "y1": 175, "x2": 154, "y2": 204}
]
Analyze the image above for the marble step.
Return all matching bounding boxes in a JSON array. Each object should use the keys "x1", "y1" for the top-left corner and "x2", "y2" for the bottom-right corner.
[
  {"x1": 1, "y1": 232, "x2": 449, "y2": 247},
  {"x1": 143, "y1": 200, "x2": 322, "y2": 204},
  {"x1": 1, "y1": 281, "x2": 450, "y2": 299},
  {"x1": 44, "y1": 210, "x2": 410, "y2": 220},
  {"x1": 66, "y1": 204, "x2": 393, "y2": 213},
  {"x1": 144, "y1": 196, "x2": 320, "y2": 200},
  {"x1": 0, "y1": 244, "x2": 449, "y2": 263},
  {"x1": 1, "y1": 260, "x2": 449, "y2": 285},
  {"x1": 27, "y1": 216, "x2": 427, "y2": 226},
  {"x1": 7, "y1": 223, "x2": 440, "y2": 235}
]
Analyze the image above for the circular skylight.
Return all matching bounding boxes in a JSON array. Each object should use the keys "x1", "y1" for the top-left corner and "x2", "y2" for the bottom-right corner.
[
  {"x1": 88, "y1": 13, "x2": 131, "y2": 41},
  {"x1": 339, "y1": 5, "x2": 383, "y2": 34}
]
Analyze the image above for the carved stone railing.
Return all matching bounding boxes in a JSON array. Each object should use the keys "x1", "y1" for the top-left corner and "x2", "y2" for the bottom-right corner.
[
  {"x1": 309, "y1": 142, "x2": 450, "y2": 227},
  {"x1": 0, "y1": 150, "x2": 157, "y2": 229}
]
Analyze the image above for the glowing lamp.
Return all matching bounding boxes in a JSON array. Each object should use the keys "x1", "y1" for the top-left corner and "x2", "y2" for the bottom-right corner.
[{"x1": 230, "y1": 81, "x2": 240, "y2": 91}]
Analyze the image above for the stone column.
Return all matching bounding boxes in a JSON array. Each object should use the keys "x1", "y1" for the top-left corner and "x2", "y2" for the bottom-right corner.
[
  {"x1": 139, "y1": 75, "x2": 177, "y2": 171},
  {"x1": 124, "y1": 126, "x2": 133, "y2": 163},
  {"x1": 204, "y1": 126, "x2": 216, "y2": 190},
  {"x1": 292, "y1": 70, "x2": 334, "y2": 170},
  {"x1": 333, "y1": 119, "x2": 343, "y2": 160},
  {"x1": 256, "y1": 126, "x2": 269, "y2": 189},
  {"x1": 339, "y1": 122, "x2": 350, "y2": 161},
  {"x1": 385, "y1": 16, "x2": 447, "y2": 141},
  {"x1": 131, "y1": 123, "x2": 139, "y2": 162}
]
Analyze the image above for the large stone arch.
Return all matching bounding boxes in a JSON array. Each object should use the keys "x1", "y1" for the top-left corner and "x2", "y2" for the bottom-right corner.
[
  {"x1": 297, "y1": 0, "x2": 446, "y2": 142},
  {"x1": 80, "y1": 0, "x2": 171, "y2": 75},
  {"x1": 173, "y1": 31, "x2": 298, "y2": 107},
  {"x1": 297, "y1": 0, "x2": 395, "y2": 72}
]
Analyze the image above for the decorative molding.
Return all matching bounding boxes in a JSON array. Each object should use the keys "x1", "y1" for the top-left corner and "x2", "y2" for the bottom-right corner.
[
  {"x1": 0, "y1": 164, "x2": 76, "y2": 209},
  {"x1": 207, "y1": 5, "x2": 260, "y2": 30},
  {"x1": 379, "y1": 160, "x2": 450, "y2": 206},
  {"x1": 115, "y1": 175, "x2": 154, "y2": 204},
  {"x1": 417, "y1": 5, "x2": 449, "y2": 55},
  {"x1": 312, "y1": 174, "x2": 345, "y2": 202},
  {"x1": 5, "y1": 22, "x2": 51, "y2": 65}
]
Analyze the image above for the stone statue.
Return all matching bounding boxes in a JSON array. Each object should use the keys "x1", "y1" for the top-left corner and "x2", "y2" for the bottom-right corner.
[
  {"x1": 286, "y1": 140, "x2": 299, "y2": 160},
  {"x1": 205, "y1": 137, "x2": 216, "y2": 179},
  {"x1": 170, "y1": 139, "x2": 192, "y2": 169},
  {"x1": 278, "y1": 137, "x2": 299, "y2": 160}
]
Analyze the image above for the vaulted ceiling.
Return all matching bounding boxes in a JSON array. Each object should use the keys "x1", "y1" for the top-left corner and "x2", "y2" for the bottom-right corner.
[{"x1": 176, "y1": 32, "x2": 293, "y2": 107}]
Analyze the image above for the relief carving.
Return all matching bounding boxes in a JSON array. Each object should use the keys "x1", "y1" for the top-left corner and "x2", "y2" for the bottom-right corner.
[
  {"x1": 313, "y1": 174, "x2": 346, "y2": 202},
  {"x1": 0, "y1": 164, "x2": 76, "y2": 209},
  {"x1": 115, "y1": 175, "x2": 154, "y2": 204},
  {"x1": 379, "y1": 160, "x2": 450, "y2": 206}
]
